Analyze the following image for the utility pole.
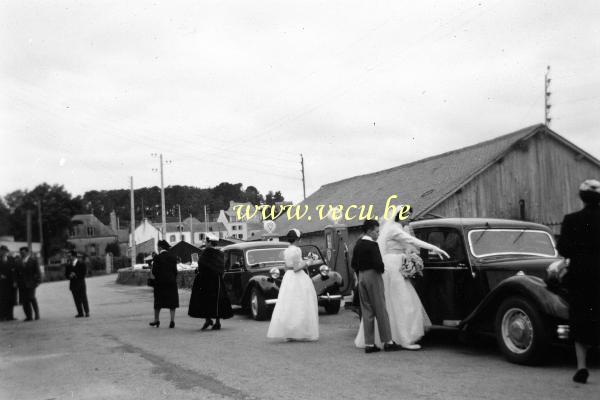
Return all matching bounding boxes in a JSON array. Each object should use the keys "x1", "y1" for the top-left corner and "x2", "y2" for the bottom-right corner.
[
  {"x1": 204, "y1": 205, "x2": 208, "y2": 235},
  {"x1": 190, "y1": 213, "x2": 194, "y2": 245},
  {"x1": 26, "y1": 209, "x2": 32, "y2": 253},
  {"x1": 37, "y1": 200, "x2": 44, "y2": 263},
  {"x1": 544, "y1": 65, "x2": 552, "y2": 127},
  {"x1": 130, "y1": 176, "x2": 136, "y2": 266},
  {"x1": 151, "y1": 153, "x2": 171, "y2": 238},
  {"x1": 300, "y1": 153, "x2": 306, "y2": 200},
  {"x1": 178, "y1": 204, "x2": 182, "y2": 241}
]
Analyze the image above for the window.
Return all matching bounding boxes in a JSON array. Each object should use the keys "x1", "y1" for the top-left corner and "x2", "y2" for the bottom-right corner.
[
  {"x1": 199, "y1": 233, "x2": 204, "y2": 240},
  {"x1": 87, "y1": 227, "x2": 95, "y2": 236},
  {"x1": 228, "y1": 250, "x2": 244, "y2": 270},
  {"x1": 414, "y1": 228, "x2": 467, "y2": 262},
  {"x1": 467, "y1": 229, "x2": 556, "y2": 258}
]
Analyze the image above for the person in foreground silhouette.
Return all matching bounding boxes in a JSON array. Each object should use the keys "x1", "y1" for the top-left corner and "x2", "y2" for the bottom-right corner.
[{"x1": 149, "y1": 240, "x2": 179, "y2": 328}]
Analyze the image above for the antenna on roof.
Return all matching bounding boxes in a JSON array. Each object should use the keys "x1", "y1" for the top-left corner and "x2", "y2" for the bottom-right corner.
[{"x1": 544, "y1": 66, "x2": 552, "y2": 127}]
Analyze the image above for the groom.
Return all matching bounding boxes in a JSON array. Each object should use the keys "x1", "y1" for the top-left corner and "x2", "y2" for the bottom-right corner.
[{"x1": 352, "y1": 219, "x2": 401, "y2": 353}]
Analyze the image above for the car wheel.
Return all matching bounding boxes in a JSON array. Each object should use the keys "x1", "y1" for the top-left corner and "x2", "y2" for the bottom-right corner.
[
  {"x1": 250, "y1": 287, "x2": 268, "y2": 321},
  {"x1": 495, "y1": 297, "x2": 549, "y2": 365},
  {"x1": 324, "y1": 299, "x2": 341, "y2": 315}
]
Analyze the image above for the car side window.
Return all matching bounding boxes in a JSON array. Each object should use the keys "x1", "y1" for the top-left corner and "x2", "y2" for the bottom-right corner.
[
  {"x1": 228, "y1": 250, "x2": 244, "y2": 270},
  {"x1": 415, "y1": 228, "x2": 467, "y2": 262}
]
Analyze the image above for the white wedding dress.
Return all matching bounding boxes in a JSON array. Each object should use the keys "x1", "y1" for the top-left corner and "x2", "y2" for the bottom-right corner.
[
  {"x1": 355, "y1": 221, "x2": 441, "y2": 348},
  {"x1": 267, "y1": 245, "x2": 319, "y2": 341}
]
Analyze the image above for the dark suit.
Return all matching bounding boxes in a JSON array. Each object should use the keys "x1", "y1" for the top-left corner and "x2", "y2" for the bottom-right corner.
[
  {"x1": 556, "y1": 204, "x2": 600, "y2": 346},
  {"x1": 66, "y1": 259, "x2": 89, "y2": 316},
  {"x1": 0, "y1": 255, "x2": 18, "y2": 320},
  {"x1": 351, "y1": 237, "x2": 392, "y2": 345},
  {"x1": 16, "y1": 256, "x2": 41, "y2": 320}
]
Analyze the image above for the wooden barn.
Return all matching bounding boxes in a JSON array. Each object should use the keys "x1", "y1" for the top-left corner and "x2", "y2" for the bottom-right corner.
[{"x1": 274, "y1": 124, "x2": 600, "y2": 250}]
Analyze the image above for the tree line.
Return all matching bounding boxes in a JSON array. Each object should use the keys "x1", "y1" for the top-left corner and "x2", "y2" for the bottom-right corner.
[{"x1": 0, "y1": 182, "x2": 285, "y2": 259}]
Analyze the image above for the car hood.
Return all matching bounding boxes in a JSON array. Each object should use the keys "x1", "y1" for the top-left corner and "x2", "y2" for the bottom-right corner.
[{"x1": 475, "y1": 256, "x2": 560, "y2": 289}]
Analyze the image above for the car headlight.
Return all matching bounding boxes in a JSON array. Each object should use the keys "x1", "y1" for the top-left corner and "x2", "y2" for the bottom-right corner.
[
  {"x1": 319, "y1": 265, "x2": 330, "y2": 277},
  {"x1": 269, "y1": 267, "x2": 280, "y2": 279}
]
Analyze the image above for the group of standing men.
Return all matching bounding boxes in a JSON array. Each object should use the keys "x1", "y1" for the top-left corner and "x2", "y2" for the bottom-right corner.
[
  {"x1": 0, "y1": 245, "x2": 42, "y2": 321},
  {"x1": 0, "y1": 248, "x2": 90, "y2": 321}
]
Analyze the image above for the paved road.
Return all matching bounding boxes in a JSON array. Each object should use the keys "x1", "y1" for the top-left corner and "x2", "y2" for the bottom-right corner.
[{"x1": 0, "y1": 275, "x2": 596, "y2": 400}]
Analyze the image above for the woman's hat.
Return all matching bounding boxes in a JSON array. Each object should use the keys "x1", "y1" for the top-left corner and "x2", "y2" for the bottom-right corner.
[
  {"x1": 286, "y1": 228, "x2": 301, "y2": 241},
  {"x1": 579, "y1": 179, "x2": 600, "y2": 193},
  {"x1": 157, "y1": 240, "x2": 171, "y2": 250}
]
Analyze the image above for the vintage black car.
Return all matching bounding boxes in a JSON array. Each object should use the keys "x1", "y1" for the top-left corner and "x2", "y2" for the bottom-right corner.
[
  {"x1": 409, "y1": 218, "x2": 568, "y2": 365},
  {"x1": 221, "y1": 241, "x2": 344, "y2": 320}
]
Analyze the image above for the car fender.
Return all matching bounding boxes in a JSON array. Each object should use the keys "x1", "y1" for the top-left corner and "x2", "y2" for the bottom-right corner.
[
  {"x1": 312, "y1": 271, "x2": 343, "y2": 295},
  {"x1": 241, "y1": 275, "x2": 280, "y2": 305},
  {"x1": 460, "y1": 274, "x2": 569, "y2": 329}
]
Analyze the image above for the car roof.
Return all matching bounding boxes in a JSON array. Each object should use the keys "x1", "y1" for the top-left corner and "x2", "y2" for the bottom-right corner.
[
  {"x1": 221, "y1": 241, "x2": 290, "y2": 251},
  {"x1": 410, "y1": 217, "x2": 552, "y2": 232}
]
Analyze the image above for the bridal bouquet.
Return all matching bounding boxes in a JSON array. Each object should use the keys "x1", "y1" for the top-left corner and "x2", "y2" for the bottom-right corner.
[{"x1": 400, "y1": 253, "x2": 424, "y2": 279}]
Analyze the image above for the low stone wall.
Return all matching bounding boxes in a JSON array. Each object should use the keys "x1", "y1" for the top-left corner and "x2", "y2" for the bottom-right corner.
[{"x1": 116, "y1": 267, "x2": 196, "y2": 289}]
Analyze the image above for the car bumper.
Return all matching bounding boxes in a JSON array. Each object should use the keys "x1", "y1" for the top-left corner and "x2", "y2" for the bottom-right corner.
[
  {"x1": 318, "y1": 294, "x2": 342, "y2": 302},
  {"x1": 264, "y1": 294, "x2": 343, "y2": 306}
]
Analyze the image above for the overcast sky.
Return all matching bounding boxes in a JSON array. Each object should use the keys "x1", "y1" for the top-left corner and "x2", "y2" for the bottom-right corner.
[{"x1": 1, "y1": 1, "x2": 599, "y2": 204}]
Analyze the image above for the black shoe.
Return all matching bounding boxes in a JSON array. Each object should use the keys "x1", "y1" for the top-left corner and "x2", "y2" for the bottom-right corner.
[
  {"x1": 34, "y1": 315, "x2": 40, "y2": 320},
  {"x1": 365, "y1": 345, "x2": 381, "y2": 354},
  {"x1": 85, "y1": 314, "x2": 90, "y2": 318},
  {"x1": 149, "y1": 321, "x2": 160, "y2": 328},
  {"x1": 573, "y1": 369, "x2": 589, "y2": 384},
  {"x1": 384, "y1": 342, "x2": 402, "y2": 352},
  {"x1": 212, "y1": 322, "x2": 221, "y2": 330},
  {"x1": 201, "y1": 319, "x2": 214, "y2": 331},
  {"x1": 23, "y1": 318, "x2": 33, "y2": 322},
  {"x1": 75, "y1": 314, "x2": 84, "y2": 318},
  {"x1": 169, "y1": 321, "x2": 175, "y2": 329}
]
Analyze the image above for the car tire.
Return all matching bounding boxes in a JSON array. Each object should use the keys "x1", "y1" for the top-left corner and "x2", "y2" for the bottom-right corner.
[
  {"x1": 495, "y1": 296, "x2": 549, "y2": 365},
  {"x1": 250, "y1": 287, "x2": 268, "y2": 321},
  {"x1": 324, "y1": 300, "x2": 341, "y2": 315}
]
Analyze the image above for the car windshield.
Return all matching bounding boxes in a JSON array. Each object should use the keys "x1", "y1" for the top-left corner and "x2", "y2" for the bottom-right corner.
[
  {"x1": 468, "y1": 229, "x2": 557, "y2": 258},
  {"x1": 245, "y1": 248, "x2": 286, "y2": 266}
]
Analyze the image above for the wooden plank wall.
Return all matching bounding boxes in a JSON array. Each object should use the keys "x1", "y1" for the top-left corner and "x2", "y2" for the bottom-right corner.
[{"x1": 430, "y1": 132, "x2": 600, "y2": 234}]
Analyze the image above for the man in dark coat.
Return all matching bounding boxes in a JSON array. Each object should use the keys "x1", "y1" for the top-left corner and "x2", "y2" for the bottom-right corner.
[
  {"x1": 65, "y1": 250, "x2": 89, "y2": 318},
  {"x1": 188, "y1": 235, "x2": 233, "y2": 330},
  {"x1": 0, "y1": 246, "x2": 18, "y2": 321},
  {"x1": 149, "y1": 240, "x2": 179, "y2": 328},
  {"x1": 556, "y1": 179, "x2": 600, "y2": 384},
  {"x1": 16, "y1": 247, "x2": 41, "y2": 321}
]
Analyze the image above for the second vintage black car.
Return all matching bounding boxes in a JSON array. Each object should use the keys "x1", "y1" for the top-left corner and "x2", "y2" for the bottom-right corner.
[
  {"x1": 409, "y1": 217, "x2": 569, "y2": 365},
  {"x1": 221, "y1": 241, "x2": 344, "y2": 320}
]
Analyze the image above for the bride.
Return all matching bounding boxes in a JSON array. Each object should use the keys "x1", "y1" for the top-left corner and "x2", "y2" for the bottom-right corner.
[{"x1": 355, "y1": 210, "x2": 449, "y2": 350}]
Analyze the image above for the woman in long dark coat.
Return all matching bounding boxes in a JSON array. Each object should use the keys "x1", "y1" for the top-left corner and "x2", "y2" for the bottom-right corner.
[
  {"x1": 188, "y1": 237, "x2": 233, "y2": 330},
  {"x1": 556, "y1": 179, "x2": 600, "y2": 384},
  {"x1": 149, "y1": 240, "x2": 179, "y2": 329}
]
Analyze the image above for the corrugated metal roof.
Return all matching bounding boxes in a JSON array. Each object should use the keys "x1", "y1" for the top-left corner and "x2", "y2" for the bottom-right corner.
[{"x1": 274, "y1": 124, "x2": 542, "y2": 235}]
